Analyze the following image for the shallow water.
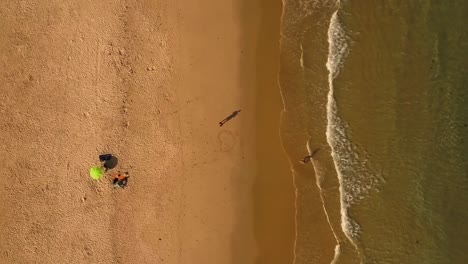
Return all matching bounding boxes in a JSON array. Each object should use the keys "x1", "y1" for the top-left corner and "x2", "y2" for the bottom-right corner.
[{"x1": 279, "y1": 0, "x2": 468, "y2": 263}]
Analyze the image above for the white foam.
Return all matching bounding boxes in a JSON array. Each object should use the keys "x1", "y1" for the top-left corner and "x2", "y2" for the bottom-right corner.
[
  {"x1": 326, "y1": 9, "x2": 356, "y2": 241},
  {"x1": 330, "y1": 244, "x2": 341, "y2": 264},
  {"x1": 299, "y1": 44, "x2": 305, "y2": 69},
  {"x1": 326, "y1": 11, "x2": 348, "y2": 79},
  {"x1": 326, "y1": 10, "x2": 363, "y2": 264}
]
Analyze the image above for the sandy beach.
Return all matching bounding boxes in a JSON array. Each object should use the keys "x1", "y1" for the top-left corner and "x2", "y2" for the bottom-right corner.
[{"x1": 0, "y1": 1, "x2": 294, "y2": 264}]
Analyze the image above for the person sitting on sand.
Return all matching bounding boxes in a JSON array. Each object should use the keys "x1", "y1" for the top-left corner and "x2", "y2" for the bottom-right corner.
[
  {"x1": 112, "y1": 171, "x2": 129, "y2": 188},
  {"x1": 300, "y1": 155, "x2": 313, "y2": 164},
  {"x1": 300, "y1": 148, "x2": 321, "y2": 164}
]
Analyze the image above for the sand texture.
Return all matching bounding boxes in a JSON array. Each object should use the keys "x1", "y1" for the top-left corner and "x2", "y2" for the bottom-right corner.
[{"x1": 1, "y1": 1, "x2": 293, "y2": 264}]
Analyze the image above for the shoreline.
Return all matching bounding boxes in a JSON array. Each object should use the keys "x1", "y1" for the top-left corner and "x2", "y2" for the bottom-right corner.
[{"x1": 277, "y1": 1, "x2": 347, "y2": 263}]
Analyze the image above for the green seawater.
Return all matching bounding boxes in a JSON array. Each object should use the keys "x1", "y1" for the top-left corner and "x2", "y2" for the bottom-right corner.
[{"x1": 279, "y1": 0, "x2": 468, "y2": 263}]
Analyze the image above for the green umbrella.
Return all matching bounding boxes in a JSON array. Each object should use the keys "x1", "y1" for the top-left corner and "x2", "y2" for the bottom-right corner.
[{"x1": 89, "y1": 166, "x2": 104, "y2": 180}]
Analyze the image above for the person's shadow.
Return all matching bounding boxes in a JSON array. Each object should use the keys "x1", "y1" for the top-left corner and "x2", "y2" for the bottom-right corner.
[{"x1": 219, "y1": 110, "x2": 242, "y2": 127}]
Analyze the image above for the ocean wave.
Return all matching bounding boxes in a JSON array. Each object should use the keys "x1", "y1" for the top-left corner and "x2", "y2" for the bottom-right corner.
[
  {"x1": 330, "y1": 244, "x2": 341, "y2": 264},
  {"x1": 326, "y1": 7, "x2": 385, "y2": 252},
  {"x1": 325, "y1": 11, "x2": 361, "y2": 264},
  {"x1": 325, "y1": 10, "x2": 348, "y2": 79},
  {"x1": 326, "y1": 10, "x2": 356, "y2": 241},
  {"x1": 324, "y1": 12, "x2": 376, "y2": 264}
]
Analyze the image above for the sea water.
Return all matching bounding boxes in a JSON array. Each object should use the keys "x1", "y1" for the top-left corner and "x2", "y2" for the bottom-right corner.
[{"x1": 279, "y1": 1, "x2": 468, "y2": 263}]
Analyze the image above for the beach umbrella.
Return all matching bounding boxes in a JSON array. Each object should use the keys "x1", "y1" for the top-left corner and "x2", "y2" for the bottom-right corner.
[{"x1": 89, "y1": 166, "x2": 104, "y2": 180}]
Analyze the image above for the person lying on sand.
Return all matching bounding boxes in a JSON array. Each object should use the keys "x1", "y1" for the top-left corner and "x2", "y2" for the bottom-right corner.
[
  {"x1": 219, "y1": 110, "x2": 241, "y2": 127},
  {"x1": 112, "y1": 171, "x2": 129, "y2": 188},
  {"x1": 300, "y1": 148, "x2": 321, "y2": 164}
]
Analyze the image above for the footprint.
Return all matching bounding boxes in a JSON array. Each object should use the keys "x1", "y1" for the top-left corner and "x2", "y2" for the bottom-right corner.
[{"x1": 218, "y1": 130, "x2": 236, "y2": 152}]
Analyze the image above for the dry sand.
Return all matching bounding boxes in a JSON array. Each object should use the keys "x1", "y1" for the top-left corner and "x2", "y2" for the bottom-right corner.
[{"x1": 0, "y1": 0, "x2": 293, "y2": 263}]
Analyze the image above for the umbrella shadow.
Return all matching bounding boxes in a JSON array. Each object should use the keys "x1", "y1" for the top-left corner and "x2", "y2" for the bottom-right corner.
[{"x1": 103, "y1": 156, "x2": 118, "y2": 170}]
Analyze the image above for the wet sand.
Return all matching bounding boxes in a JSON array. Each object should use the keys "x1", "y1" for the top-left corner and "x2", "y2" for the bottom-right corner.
[
  {"x1": 174, "y1": 0, "x2": 294, "y2": 263},
  {"x1": 253, "y1": 1, "x2": 295, "y2": 263},
  {"x1": 278, "y1": 2, "x2": 344, "y2": 263}
]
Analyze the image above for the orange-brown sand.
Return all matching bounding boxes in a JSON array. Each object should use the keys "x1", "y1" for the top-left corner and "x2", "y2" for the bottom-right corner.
[{"x1": 0, "y1": 1, "x2": 293, "y2": 263}]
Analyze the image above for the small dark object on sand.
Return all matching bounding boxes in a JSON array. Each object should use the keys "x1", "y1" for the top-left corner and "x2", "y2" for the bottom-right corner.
[
  {"x1": 300, "y1": 148, "x2": 321, "y2": 164},
  {"x1": 99, "y1": 154, "x2": 112, "y2": 162},
  {"x1": 219, "y1": 110, "x2": 241, "y2": 127}
]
